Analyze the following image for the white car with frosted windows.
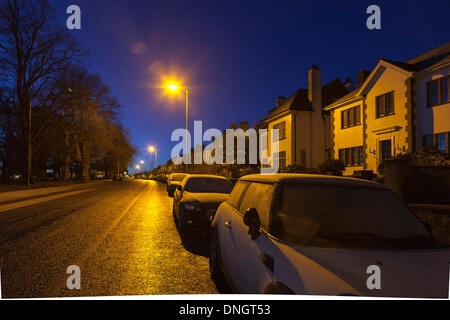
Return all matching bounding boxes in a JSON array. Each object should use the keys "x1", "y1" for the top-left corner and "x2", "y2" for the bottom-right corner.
[{"x1": 209, "y1": 174, "x2": 450, "y2": 297}]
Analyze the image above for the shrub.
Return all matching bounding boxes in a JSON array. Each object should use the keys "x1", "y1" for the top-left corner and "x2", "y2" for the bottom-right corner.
[{"x1": 318, "y1": 159, "x2": 345, "y2": 175}]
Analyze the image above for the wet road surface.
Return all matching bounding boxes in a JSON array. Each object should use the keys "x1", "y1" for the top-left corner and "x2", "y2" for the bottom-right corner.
[{"x1": 0, "y1": 180, "x2": 219, "y2": 298}]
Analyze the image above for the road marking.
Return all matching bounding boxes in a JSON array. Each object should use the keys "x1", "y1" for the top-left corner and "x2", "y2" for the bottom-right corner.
[
  {"x1": 48, "y1": 182, "x2": 150, "y2": 296},
  {"x1": 0, "y1": 189, "x2": 95, "y2": 213}
]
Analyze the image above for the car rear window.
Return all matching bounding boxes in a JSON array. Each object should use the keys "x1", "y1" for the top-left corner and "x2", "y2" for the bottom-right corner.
[
  {"x1": 185, "y1": 177, "x2": 233, "y2": 194},
  {"x1": 172, "y1": 174, "x2": 186, "y2": 182},
  {"x1": 272, "y1": 183, "x2": 441, "y2": 249}
]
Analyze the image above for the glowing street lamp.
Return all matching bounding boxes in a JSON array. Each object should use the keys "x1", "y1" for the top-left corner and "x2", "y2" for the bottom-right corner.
[
  {"x1": 135, "y1": 164, "x2": 140, "y2": 173},
  {"x1": 148, "y1": 146, "x2": 157, "y2": 169},
  {"x1": 165, "y1": 81, "x2": 189, "y2": 169}
]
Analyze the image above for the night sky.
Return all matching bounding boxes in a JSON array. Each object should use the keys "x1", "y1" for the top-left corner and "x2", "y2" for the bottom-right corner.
[{"x1": 49, "y1": 0, "x2": 449, "y2": 171}]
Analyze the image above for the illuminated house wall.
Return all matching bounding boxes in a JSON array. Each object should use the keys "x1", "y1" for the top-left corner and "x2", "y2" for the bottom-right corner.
[
  {"x1": 325, "y1": 42, "x2": 450, "y2": 175},
  {"x1": 263, "y1": 66, "x2": 348, "y2": 169}
]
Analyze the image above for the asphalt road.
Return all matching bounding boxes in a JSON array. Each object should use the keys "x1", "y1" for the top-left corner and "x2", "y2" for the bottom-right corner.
[{"x1": 0, "y1": 180, "x2": 219, "y2": 298}]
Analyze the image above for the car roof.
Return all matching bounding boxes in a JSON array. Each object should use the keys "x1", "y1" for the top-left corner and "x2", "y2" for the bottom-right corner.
[
  {"x1": 185, "y1": 174, "x2": 229, "y2": 180},
  {"x1": 239, "y1": 173, "x2": 385, "y2": 189}
]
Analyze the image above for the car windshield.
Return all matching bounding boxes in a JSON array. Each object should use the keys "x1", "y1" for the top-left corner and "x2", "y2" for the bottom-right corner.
[
  {"x1": 273, "y1": 183, "x2": 443, "y2": 249},
  {"x1": 171, "y1": 174, "x2": 186, "y2": 182},
  {"x1": 185, "y1": 178, "x2": 233, "y2": 194}
]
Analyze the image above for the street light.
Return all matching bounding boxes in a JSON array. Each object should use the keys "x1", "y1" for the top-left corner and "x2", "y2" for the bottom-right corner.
[
  {"x1": 136, "y1": 164, "x2": 140, "y2": 173},
  {"x1": 148, "y1": 146, "x2": 157, "y2": 169},
  {"x1": 166, "y1": 82, "x2": 189, "y2": 169}
]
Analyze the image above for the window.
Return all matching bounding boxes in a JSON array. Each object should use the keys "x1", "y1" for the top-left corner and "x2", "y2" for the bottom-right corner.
[
  {"x1": 299, "y1": 149, "x2": 306, "y2": 167},
  {"x1": 272, "y1": 184, "x2": 436, "y2": 249},
  {"x1": 427, "y1": 76, "x2": 449, "y2": 107},
  {"x1": 376, "y1": 92, "x2": 394, "y2": 118},
  {"x1": 422, "y1": 133, "x2": 449, "y2": 153},
  {"x1": 239, "y1": 182, "x2": 276, "y2": 230},
  {"x1": 261, "y1": 134, "x2": 268, "y2": 151},
  {"x1": 273, "y1": 121, "x2": 286, "y2": 140},
  {"x1": 422, "y1": 135, "x2": 434, "y2": 147},
  {"x1": 380, "y1": 139, "x2": 392, "y2": 161},
  {"x1": 277, "y1": 151, "x2": 287, "y2": 169},
  {"x1": 436, "y1": 133, "x2": 447, "y2": 153},
  {"x1": 338, "y1": 146, "x2": 364, "y2": 166},
  {"x1": 341, "y1": 106, "x2": 361, "y2": 129},
  {"x1": 227, "y1": 181, "x2": 248, "y2": 208},
  {"x1": 185, "y1": 178, "x2": 233, "y2": 193}
]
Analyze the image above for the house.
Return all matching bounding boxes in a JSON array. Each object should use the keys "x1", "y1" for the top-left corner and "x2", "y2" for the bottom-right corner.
[
  {"x1": 262, "y1": 65, "x2": 349, "y2": 169},
  {"x1": 324, "y1": 42, "x2": 450, "y2": 175}
]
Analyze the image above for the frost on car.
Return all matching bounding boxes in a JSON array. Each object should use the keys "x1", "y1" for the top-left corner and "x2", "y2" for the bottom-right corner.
[{"x1": 210, "y1": 174, "x2": 450, "y2": 298}]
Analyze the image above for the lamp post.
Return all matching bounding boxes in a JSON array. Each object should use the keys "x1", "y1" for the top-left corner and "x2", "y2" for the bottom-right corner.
[
  {"x1": 166, "y1": 83, "x2": 189, "y2": 170},
  {"x1": 148, "y1": 146, "x2": 157, "y2": 169}
]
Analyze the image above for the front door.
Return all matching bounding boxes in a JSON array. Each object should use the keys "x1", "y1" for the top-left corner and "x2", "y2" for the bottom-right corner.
[{"x1": 380, "y1": 139, "x2": 392, "y2": 161}]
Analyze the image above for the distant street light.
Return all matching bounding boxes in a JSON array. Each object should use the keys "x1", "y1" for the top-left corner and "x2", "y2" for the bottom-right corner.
[
  {"x1": 140, "y1": 160, "x2": 144, "y2": 164},
  {"x1": 136, "y1": 164, "x2": 140, "y2": 173},
  {"x1": 148, "y1": 146, "x2": 157, "y2": 169}
]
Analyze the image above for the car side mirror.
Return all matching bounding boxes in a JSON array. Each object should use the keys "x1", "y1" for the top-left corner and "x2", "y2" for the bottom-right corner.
[{"x1": 243, "y1": 208, "x2": 261, "y2": 240}]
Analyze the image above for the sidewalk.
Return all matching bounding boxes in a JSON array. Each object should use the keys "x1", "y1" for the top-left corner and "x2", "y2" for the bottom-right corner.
[{"x1": 0, "y1": 181, "x2": 108, "y2": 205}]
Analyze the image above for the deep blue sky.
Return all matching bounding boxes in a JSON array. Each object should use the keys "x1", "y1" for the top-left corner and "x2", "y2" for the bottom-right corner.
[{"x1": 50, "y1": 0, "x2": 449, "y2": 171}]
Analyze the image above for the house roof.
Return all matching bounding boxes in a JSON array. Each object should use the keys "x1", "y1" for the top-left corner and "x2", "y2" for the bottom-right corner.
[
  {"x1": 265, "y1": 78, "x2": 348, "y2": 121},
  {"x1": 381, "y1": 42, "x2": 450, "y2": 73},
  {"x1": 325, "y1": 42, "x2": 450, "y2": 111}
]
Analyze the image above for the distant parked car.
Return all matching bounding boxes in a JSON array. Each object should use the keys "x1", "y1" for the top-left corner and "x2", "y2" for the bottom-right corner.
[
  {"x1": 167, "y1": 173, "x2": 188, "y2": 197},
  {"x1": 210, "y1": 173, "x2": 450, "y2": 297},
  {"x1": 112, "y1": 174, "x2": 123, "y2": 182},
  {"x1": 173, "y1": 174, "x2": 233, "y2": 238}
]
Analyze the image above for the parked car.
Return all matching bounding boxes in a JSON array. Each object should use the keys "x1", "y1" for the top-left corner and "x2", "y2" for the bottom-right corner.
[
  {"x1": 210, "y1": 173, "x2": 450, "y2": 297},
  {"x1": 173, "y1": 174, "x2": 233, "y2": 238},
  {"x1": 112, "y1": 174, "x2": 123, "y2": 182},
  {"x1": 167, "y1": 173, "x2": 188, "y2": 197}
]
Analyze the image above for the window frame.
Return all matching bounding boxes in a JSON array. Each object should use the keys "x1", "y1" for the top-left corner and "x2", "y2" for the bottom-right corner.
[
  {"x1": 427, "y1": 76, "x2": 449, "y2": 108},
  {"x1": 341, "y1": 105, "x2": 361, "y2": 129},
  {"x1": 375, "y1": 91, "x2": 395, "y2": 118},
  {"x1": 226, "y1": 181, "x2": 249, "y2": 210},
  {"x1": 273, "y1": 121, "x2": 286, "y2": 141},
  {"x1": 237, "y1": 181, "x2": 276, "y2": 232},
  {"x1": 338, "y1": 146, "x2": 364, "y2": 167}
]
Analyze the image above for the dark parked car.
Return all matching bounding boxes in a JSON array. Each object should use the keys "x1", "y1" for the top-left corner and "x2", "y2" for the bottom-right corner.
[
  {"x1": 167, "y1": 173, "x2": 188, "y2": 197},
  {"x1": 173, "y1": 174, "x2": 233, "y2": 238},
  {"x1": 112, "y1": 174, "x2": 123, "y2": 182}
]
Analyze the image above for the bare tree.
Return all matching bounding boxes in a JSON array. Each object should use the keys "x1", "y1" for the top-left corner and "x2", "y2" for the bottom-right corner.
[{"x1": 0, "y1": 0, "x2": 81, "y2": 184}]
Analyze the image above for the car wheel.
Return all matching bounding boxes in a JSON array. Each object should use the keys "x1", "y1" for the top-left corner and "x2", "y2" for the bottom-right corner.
[
  {"x1": 209, "y1": 230, "x2": 221, "y2": 280},
  {"x1": 177, "y1": 207, "x2": 189, "y2": 239},
  {"x1": 172, "y1": 202, "x2": 177, "y2": 223},
  {"x1": 209, "y1": 229, "x2": 230, "y2": 293}
]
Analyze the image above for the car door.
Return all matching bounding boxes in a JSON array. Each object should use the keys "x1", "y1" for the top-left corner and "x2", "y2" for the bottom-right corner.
[
  {"x1": 216, "y1": 181, "x2": 249, "y2": 285},
  {"x1": 224, "y1": 181, "x2": 276, "y2": 293},
  {"x1": 173, "y1": 178, "x2": 186, "y2": 219}
]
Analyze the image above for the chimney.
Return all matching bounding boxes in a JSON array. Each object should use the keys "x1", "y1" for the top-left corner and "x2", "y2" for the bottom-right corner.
[
  {"x1": 357, "y1": 70, "x2": 371, "y2": 88},
  {"x1": 308, "y1": 65, "x2": 322, "y2": 112},
  {"x1": 344, "y1": 77, "x2": 355, "y2": 92},
  {"x1": 276, "y1": 96, "x2": 287, "y2": 108},
  {"x1": 240, "y1": 121, "x2": 249, "y2": 131}
]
